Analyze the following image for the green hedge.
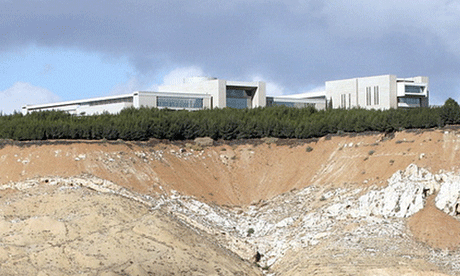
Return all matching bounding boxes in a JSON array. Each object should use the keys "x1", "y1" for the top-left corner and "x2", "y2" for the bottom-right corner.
[{"x1": 1, "y1": 98, "x2": 458, "y2": 141}]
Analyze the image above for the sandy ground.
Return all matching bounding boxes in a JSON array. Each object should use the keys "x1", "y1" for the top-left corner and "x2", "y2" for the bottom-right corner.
[
  {"x1": 408, "y1": 195, "x2": 460, "y2": 250},
  {"x1": 0, "y1": 182, "x2": 260, "y2": 275},
  {"x1": 0, "y1": 128, "x2": 459, "y2": 275}
]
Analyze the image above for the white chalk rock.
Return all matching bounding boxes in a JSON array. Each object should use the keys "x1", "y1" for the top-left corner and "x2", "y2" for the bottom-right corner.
[{"x1": 436, "y1": 178, "x2": 460, "y2": 215}]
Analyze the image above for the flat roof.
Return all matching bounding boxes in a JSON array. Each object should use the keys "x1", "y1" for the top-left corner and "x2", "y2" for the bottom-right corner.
[
  {"x1": 226, "y1": 80, "x2": 261, "y2": 88},
  {"x1": 273, "y1": 90, "x2": 326, "y2": 99},
  {"x1": 23, "y1": 93, "x2": 134, "y2": 110}
]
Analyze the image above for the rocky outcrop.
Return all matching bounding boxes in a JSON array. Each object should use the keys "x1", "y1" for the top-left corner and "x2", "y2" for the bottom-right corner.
[
  {"x1": 156, "y1": 164, "x2": 460, "y2": 270},
  {"x1": 354, "y1": 164, "x2": 440, "y2": 218},
  {"x1": 436, "y1": 175, "x2": 460, "y2": 216}
]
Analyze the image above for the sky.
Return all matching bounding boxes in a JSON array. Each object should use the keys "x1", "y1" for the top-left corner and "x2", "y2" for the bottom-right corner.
[{"x1": 1, "y1": 0, "x2": 460, "y2": 114}]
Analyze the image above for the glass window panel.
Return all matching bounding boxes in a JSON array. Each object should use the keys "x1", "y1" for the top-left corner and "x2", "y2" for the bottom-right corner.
[
  {"x1": 226, "y1": 98, "x2": 249, "y2": 109},
  {"x1": 266, "y1": 97, "x2": 274, "y2": 107},
  {"x1": 226, "y1": 89, "x2": 248, "y2": 98},
  {"x1": 157, "y1": 97, "x2": 203, "y2": 108},
  {"x1": 405, "y1": 85, "x2": 423, "y2": 93},
  {"x1": 85, "y1": 97, "x2": 133, "y2": 106},
  {"x1": 398, "y1": 97, "x2": 421, "y2": 105},
  {"x1": 272, "y1": 101, "x2": 314, "y2": 108}
]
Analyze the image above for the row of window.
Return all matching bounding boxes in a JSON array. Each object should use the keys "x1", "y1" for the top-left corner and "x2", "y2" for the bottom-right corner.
[
  {"x1": 85, "y1": 97, "x2": 133, "y2": 106},
  {"x1": 339, "y1": 94, "x2": 349, "y2": 108},
  {"x1": 366, "y1": 86, "x2": 379, "y2": 106},
  {"x1": 271, "y1": 101, "x2": 315, "y2": 108},
  {"x1": 157, "y1": 97, "x2": 204, "y2": 109}
]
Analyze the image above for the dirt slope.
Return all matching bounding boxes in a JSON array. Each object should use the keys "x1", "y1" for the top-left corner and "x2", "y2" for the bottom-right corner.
[
  {"x1": 0, "y1": 180, "x2": 260, "y2": 275},
  {"x1": 1, "y1": 128, "x2": 460, "y2": 206},
  {"x1": 0, "y1": 128, "x2": 460, "y2": 275},
  {"x1": 408, "y1": 195, "x2": 460, "y2": 250}
]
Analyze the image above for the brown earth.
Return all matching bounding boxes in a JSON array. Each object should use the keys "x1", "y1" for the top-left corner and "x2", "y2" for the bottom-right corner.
[
  {"x1": 2, "y1": 128, "x2": 460, "y2": 207},
  {"x1": 0, "y1": 128, "x2": 460, "y2": 275},
  {"x1": 408, "y1": 195, "x2": 460, "y2": 250}
]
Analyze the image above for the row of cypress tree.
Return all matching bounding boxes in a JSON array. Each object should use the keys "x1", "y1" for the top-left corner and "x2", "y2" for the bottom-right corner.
[{"x1": 0, "y1": 98, "x2": 459, "y2": 141}]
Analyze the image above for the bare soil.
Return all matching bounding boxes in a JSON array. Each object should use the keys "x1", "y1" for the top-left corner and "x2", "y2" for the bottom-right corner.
[
  {"x1": 0, "y1": 128, "x2": 459, "y2": 275},
  {"x1": 408, "y1": 195, "x2": 460, "y2": 250},
  {"x1": 0, "y1": 183, "x2": 260, "y2": 275},
  {"x1": 3, "y1": 129, "x2": 460, "y2": 206}
]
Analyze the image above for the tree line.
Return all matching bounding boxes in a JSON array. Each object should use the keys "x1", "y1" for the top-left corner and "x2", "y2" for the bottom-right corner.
[{"x1": 1, "y1": 98, "x2": 459, "y2": 141}]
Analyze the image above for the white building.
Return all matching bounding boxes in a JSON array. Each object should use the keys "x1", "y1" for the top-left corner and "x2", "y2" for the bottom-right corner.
[
  {"x1": 22, "y1": 77, "x2": 264, "y2": 115},
  {"x1": 21, "y1": 91, "x2": 212, "y2": 116},
  {"x1": 21, "y1": 74, "x2": 429, "y2": 115},
  {"x1": 291, "y1": 74, "x2": 429, "y2": 110}
]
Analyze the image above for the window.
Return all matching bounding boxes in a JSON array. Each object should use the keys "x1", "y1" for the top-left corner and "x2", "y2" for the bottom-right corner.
[
  {"x1": 398, "y1": 97, "x2": 421, "y2": 106},
  {"x1": 227, "y1": 89, "x2": 248, "y2": 98},
  {"x1": 157, "y1": 97, "x2": 203, "y2": 109},
  {"x1": 405, "y1": 85, "x2": 423, "y2": 94},
  {"x1": 266, "y1": 97, "x2": 274, "y2": 107},
  {"x1": 341, "y1": 94, "x2": 346, "y2": 108},
  {"x1": 366, "y1": 87, "x2": 372, "y2": 106},
  {"x1": 226, "y1": 89, "x2": 253, "y2": 109},
  {"x1": 226, "y1": 98, "x2": 250, "y2": 109},
  {"x1": 85, "y1": 97, "x2": 133, "y2": 106},
  {"x1": 374, "y1": 86, "x2": 379, "y2": 105},
  {"x1": 272, "y1": 101, "x2": 315, "y2": 108}
]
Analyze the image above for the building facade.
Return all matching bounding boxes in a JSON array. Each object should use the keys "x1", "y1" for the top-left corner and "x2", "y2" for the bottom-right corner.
[
  {"x1": 21, "y1": 74, "x2": 429, "y2": 115},
  {"x1": 21, "y1": 91, "x2": 212, "y2": 116},
  {"x1": 158, "y1": 77, "x2": 266, "y2": 109},
  {"x1": 325, "y1": 75, "x2": 429, "y2": 110},
  {"x1": 22, "y1": 77, "x2": 264, "y2": 115}
]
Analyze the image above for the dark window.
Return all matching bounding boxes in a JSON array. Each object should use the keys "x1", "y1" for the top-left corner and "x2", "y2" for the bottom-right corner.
[
  {"x1": 374, "y1": 86, "x2": 379, "y2": 105},
  {"x1": 272, "y1": 101, "x2": 315, "y2": 108},
  {"x1": 366, "y1": 87, "x2": 372, "y2": 106},
  {"x1": 226, "y1": 98, "x2": 250, "y2": 109},
  {"x1": 398, "y1": 97, "x2": 421, "y2": 106},
  {"x1": 226, "y1": 89, "x2": 253, "y2": 109},
  {"x1": 157, "y1": 97, "x2": 203, "y2": 109},
  {"x1": 266, "y1": 97, "x2": 274, "y2": 106},
  {"x1": 85, "y1": 97, "x2": 133, "y2": 106},
  {"x1": 405, "y1": 85, "x2": 423, "y2": 93}
]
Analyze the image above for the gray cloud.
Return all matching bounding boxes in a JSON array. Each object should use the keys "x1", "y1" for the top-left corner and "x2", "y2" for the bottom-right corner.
[{"x1": 1, "y1": 0, "x2": 459, "y2": 103}]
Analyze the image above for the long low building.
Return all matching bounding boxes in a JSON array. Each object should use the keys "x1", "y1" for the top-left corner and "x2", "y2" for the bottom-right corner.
[
  {"x1": 22, "y1": 77, "x2": 264, "y2": 115},
  {"x1": 21, "y1": 91, "x2": 212, "y2": 116},
  {"x1": 21, "y1": 74, "x2": 429, "y2": 115}
]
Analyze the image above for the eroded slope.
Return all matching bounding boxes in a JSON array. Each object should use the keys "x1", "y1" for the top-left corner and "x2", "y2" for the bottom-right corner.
[
  {"x1": 2, "y1": 129, "x2": 460, "y2": 206},
  {"x1": 1, "y1": 128, "x2": 460, "y2": 275}
]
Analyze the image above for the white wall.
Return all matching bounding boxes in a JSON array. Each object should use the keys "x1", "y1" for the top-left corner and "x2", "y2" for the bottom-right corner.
[
  {"x1": 252, "y1": 81, "x2": 266, "y2": 108},
  {"x1": 326, "y1": 75, "x2": 400, "y2": 110},
  {"x1": 23, "y1": 104, "x2": 81, "y2": 115},
  {"x1": 133, "y1": 92, "x2": 157, "y2": 108},
  {"x1": 356, "y1": 75, "x2": 393, "y2": 110},
  {"x1": 326, "y1": 78, "x2": 357, "y2": 109}
]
